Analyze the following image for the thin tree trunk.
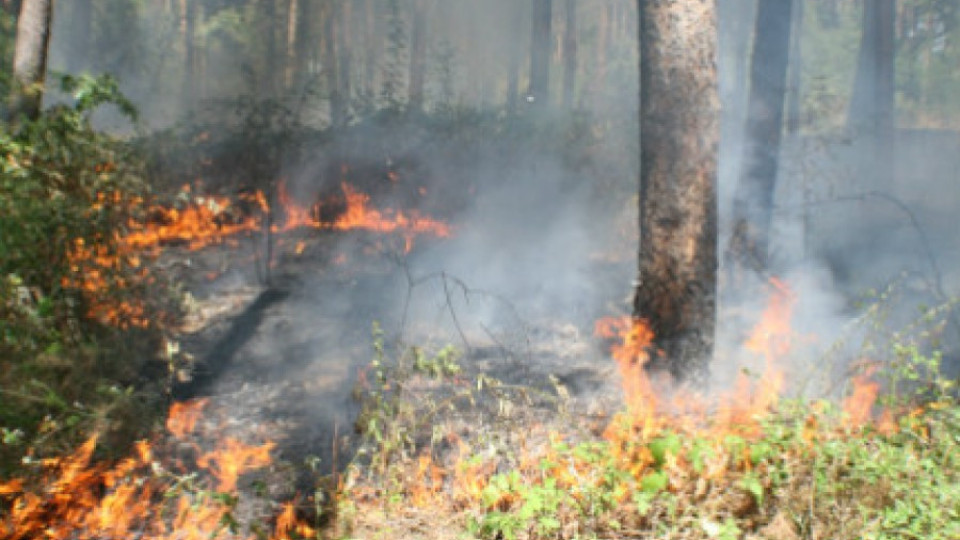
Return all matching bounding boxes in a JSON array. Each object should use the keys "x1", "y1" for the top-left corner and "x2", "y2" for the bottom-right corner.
[
  {"x1": 294, "y1": 0, "x2": 313, "y2": 88},
  {"x1": 785, "y1": 0, "x2": 804, "y2": 135},
  {"x1": 562, "y1": 0, "x2": 577, "y2": 109},
  {"x1": 634, "y1": 0, "x2": 719, "y2": 381},
  {"x1": 285, "y1": 0, "x2": 298, "y2": 91},
  {"x1": 338, "y1": 0, "x2": 352, "y2": 118},
  {"x1": 728, "y1": 0, "x2": 794, "y2": 272},
  {"x1": 506, "y1": 0, "x2": 523, "y2": 112},
  {"x1": 324, "y1": 0, "x2": 344, "y2": 125},
  {"x1": 10, "y1": 0, "x2": 54, "y2": 122},
  {"x1": 408, "y1": 0, "x2": 427, "y2": 111},
  {"x1": 363, "y1": 0, "x2": 379, "y2": 99},
  {"x1": 529, "y1": 0, "x2": 552, "y2": 108}
]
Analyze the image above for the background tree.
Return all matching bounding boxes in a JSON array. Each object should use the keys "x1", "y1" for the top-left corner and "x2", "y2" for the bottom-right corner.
[
  {"x1": 728, "y1": 0, "x2": 794, "y2": 272},
  {"x1": 634, "y1": 0, "x2": 719, "y2": 381},
  {"x1": 9, "y1": 0, "x2": 53, "y2": 121},
  {"x1": 528, "y1": 0, "x2": 552, "y2": 107},
  {"x1": 562, "y1": 0, "x2": 577, "y2": 109}
]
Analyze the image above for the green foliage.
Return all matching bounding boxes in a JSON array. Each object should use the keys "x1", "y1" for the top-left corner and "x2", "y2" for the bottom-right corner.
[{"x1": 0, "y1": 74, "x2": 173, "y2": 476}]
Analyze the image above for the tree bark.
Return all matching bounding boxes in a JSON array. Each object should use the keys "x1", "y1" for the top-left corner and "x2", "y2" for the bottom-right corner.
[
  {"x1": 528, "y1": 0, "x2": 552, "y2": 107},
  {"x1": 408, "y1": 0, "x2": 427, "y2": 111},
  {"x1": 634, "y1": 0, "x2": 719, "y2": 382},
  {"x1": 10, "y1": 0, "x2": 54, "y2": 122},
  {"x1": 728, "y1": 0, "x2": 793, "y2": 272},
  {"x1": 562, "y1": 0, "x2": 577, "y2": 109}
]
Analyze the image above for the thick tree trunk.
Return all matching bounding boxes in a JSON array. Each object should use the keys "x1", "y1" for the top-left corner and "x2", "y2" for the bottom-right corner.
[
  {"x1": 10, "y1": 0, "x2": 54, "y2": 122},
  {"x1": 408, "y1": 0, "x2": 427, "y2": 111},
  {"x1": 634, "y1": 0, "x2": 719, "y2": 382},
  {"x1": 728, "y1": 0, "x2": 793, "y2": 272},
  {"x1": 528, "y1": 0, "x2": 552, "y2": 107},
  {"x1": 562, "y1": 0, "x2": 577, "y2": 109},
  {"x1": 848, "y1": 0, "x2": 895, "y2": 190}
]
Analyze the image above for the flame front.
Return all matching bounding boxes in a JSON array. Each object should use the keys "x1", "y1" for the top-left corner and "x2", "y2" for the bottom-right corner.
[{"x1": 0, "y1": 400, "x2": 315, "y2": 540}]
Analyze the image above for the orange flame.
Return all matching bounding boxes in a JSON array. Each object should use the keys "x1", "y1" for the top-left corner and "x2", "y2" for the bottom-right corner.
[
  {"x1": 842, "y1": 364, "x2": 880, "y2": 428},
  {"x1": 0, "y1": 404, "x2": 314, "y2": 539}
]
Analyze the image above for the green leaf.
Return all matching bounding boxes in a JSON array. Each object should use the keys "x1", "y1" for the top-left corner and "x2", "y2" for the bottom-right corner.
[{"x1": 640, "y1": 470, "x2": 669, "y2": 493}]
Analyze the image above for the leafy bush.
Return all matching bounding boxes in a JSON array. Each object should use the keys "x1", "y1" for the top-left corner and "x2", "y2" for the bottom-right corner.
[{"x1": 0, "y1": 75, "x2": 174, "y2": 475}]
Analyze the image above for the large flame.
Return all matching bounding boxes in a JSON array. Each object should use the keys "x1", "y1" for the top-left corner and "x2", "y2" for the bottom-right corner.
[
  {"x1": 0, "y1": 400, "x2": 315, "y2": 540},
  {"x1": 61, "y1": 181, "x2": 453, "y2": 328}
]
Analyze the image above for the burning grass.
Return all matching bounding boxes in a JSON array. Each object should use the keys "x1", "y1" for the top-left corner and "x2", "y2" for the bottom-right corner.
[
  {"x1": 337, "y1": 283, "x2": 960, "y2": 540},
  {"x1": 0, "y1": 399, "x2": 317, "y2": 540}
]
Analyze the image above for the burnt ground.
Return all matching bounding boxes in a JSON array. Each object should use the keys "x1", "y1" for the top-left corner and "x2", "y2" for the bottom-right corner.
[{"x1": 158, "y1": 226, "x2": 631, "y2": 497}]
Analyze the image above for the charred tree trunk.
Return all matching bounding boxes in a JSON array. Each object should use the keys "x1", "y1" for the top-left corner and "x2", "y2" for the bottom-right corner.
[
  {"x1": 848, "y1": 0, "x2": 895, "y2": 190},
  {"x1": 10, "y1": 0, "x2": 54, "y2": 122},
  {"x1": 529, "y1": 0, "x2": 552, "y2": 108},
  {"x1": 408, "y1": 0, "x2": 427, "y2": 112},
  {"x1": 634, "y1": 0, "x2": 719, "y2": 382},
  {"x1": 728, "y1": 0, "x2": 794, "y2": 272},
  {"x1": 562, "y1": 0, "x2": 577, "y2": 109}
]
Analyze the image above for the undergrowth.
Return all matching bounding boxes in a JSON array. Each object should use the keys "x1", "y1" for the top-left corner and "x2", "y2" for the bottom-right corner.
[
  {"x1": 339, "y1": 302, "x2": 960, "y2": 540},
  {"x1": 0, "y1": 75, "x2": 178, "y2": 476}
]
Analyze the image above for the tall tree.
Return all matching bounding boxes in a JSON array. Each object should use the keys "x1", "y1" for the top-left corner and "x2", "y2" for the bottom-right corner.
[
  {"x1": 562, "y1": 0, "x2": 577, "y2": 109},
  {"x1": 528, "y1": 0, "x2": 552, "y2": 107},
  {"x1": 10, "y1": 0, "x2": 54, "y2": 122},
  {"x1": 634, "y1": 0, "x2": 719, "y2": 381},
  {"x1": 728, "y1": 0, "x2": 794, "y2": 272},
  {"x1": 848, "y1": 0, "x2": 896, "y2": 189}
]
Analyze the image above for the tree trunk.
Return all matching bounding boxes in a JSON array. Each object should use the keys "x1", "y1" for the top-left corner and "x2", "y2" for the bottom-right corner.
[
  {"x1": 562, "y1": 0, "x2": 577, "y2": 109},
  {"x1": 785, "y1": 0, "x2": 804, "y2": 135},
  {"x1": 338, "y1": 0, "x2": 352, "y2": 118},
  {"x1": 848, "y1": 0, "x2": 895, "y2": 190},
  {"x1": 528, "y1": 0, "x2": 552, "y2": 107},
  {"x1": 634, "y1": 0, "x2": 719, "y2": 382},
  {"x1": 728, "y1": 0, "x2": 793, "y2": 272},
  {"x1": 10, "y1": 0, "x2": 54, "y2": 122},
  {"x1": 506, "y1": 0, "x2": 524, "y2": 112},
  {"x1": 408, "y1": 0, "x2": 427, "y2": 112},
  {"x1": 285, "y1": 0, "x2": 298, "y2": 91},
  {"x1": 324, "y1": 0, "x2": 344, "y2": 125}
]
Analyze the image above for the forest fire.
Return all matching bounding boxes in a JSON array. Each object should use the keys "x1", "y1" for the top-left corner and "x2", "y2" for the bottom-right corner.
[
  {"x1": 0, "y1": 400, "x2": 314, "y2": 540},
  {"x1": 61, "y1": 181, "x2": 452, "y2": 328},
  {"x1": 125, "y1": 181, "x2": 452, "y2": 253}
]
